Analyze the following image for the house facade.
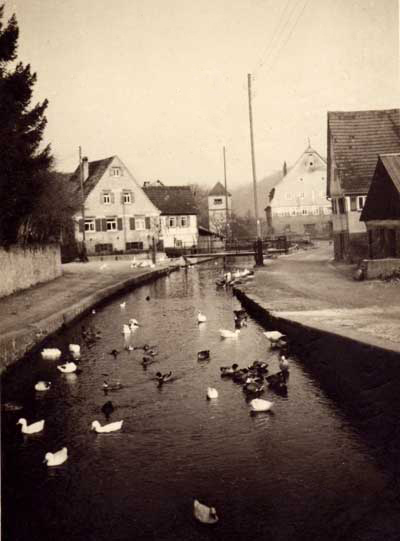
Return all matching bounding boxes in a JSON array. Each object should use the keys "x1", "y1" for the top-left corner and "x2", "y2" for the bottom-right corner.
[
  {"x1": 143, "y1": 181, "x2": 198, "y2": 249},
  {"x1": 265, "y1": 145, "x2": 331, "y2": 237},
  {"x1": 327, "y1": 109, "x2": 400, "y2": 262},
  {"x1": 70, "y1": 156, "x2": 160, "y2": 255},
  {"x1": 208, "y1": 182, "x2": 232, "y2": 235},
  {"x1": 361, "y1": 153, "x2": 400, "y2": 260}
]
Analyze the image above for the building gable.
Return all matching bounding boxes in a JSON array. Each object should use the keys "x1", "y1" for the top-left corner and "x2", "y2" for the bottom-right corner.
[{"x1": 361, "y1": 154, "x2": 400, "y2": 222}]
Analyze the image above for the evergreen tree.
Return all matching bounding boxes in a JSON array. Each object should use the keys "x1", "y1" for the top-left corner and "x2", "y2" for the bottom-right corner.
[{"x1": 0, "y1": 5, "x2": 54, "y2": 245}]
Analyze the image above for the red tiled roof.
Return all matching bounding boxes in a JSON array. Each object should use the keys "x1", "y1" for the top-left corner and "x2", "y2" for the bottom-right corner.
[
  {"x1": 143, "y1": 185, "x2": 198, "y2": 215},
  {"x1": 209, "y1": 182, "x2": 231, "y2": 196},
  {"x1": 328, "y1": 109, "x2": 400, "y2": 195},
  {"x1": 70, "y1": 156, "x2": 115, "y2": 199}
]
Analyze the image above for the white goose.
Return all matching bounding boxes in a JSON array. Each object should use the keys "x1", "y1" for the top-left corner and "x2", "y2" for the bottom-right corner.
[
  {"x1": 219, "y1": 329, "x2": 240, "y2": 339},
  {"x1": 207, "y1": 387, "x2": 218, "y2": 399},
  {"x1": 57, "y1": 361, "x2": 78, "y2": 374},
  {"x1": 129, "y1": 318, "x2": 140, "y2": 328},
  {"x1": 279, "y1": 355, "x2": 290, "y2": 372},
  {"x1": 35, "y1": 381, "x2": 51, "y2": 392},
  {"x1": 193, "y1": 499, "x2": 219, "y2": 524},
  {"x1": 120, "y1": 302, "x2": 126, "y2": 309},
  {"x1": 17, "y1": 418, "x2": 45, "y2": 434},
  {"x1": 197, "y1": 312, "x2": 207, "y2": 323},
  {"x1": 41, "y1": 348, "x2": 62, "y2": 361},
  {"x1": 44, "y1": 447, "x2": 68, "y2": 466},
  {"x1": 122, "y1": 324, "x2": 131, "y2": 335},
  {"x1": 250, "y1": 399, "x2": 274, "y2": 412},
  {"x1": 69, "y1": 344, "x2": 81, "y2": 359},
  {"x1": 91, "y1": 420, "x2": 123, "y2": 433},
  {"x1": 263, "y1": 330, "x2": 286, "y2": 348}
]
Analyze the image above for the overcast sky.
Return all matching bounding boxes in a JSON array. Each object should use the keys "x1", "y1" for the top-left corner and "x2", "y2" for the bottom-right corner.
[{"x1": 5, "y1": 0, "x2": 399, "y2": 189}]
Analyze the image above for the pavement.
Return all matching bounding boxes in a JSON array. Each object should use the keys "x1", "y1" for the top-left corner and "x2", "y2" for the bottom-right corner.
[
  {"x1": 0, "y1": 259, "x2": 176, "y2": 370},
  {"x1": 239, "y1": 241, "x2": 400, "y2": 353}
]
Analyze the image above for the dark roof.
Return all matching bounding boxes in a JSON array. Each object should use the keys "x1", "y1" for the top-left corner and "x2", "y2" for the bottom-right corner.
[
  {"x1": 70, "y1": 156, "x2": 115, "y2": 199},
  {"x1": 328, "y1": 109, "x2": 400, "y2": 194},
  {"x1": 198, "y1": 225, "x2": 225, "y2": 238},
  {"x1": 209, "y1": 182, "x2": 231, "y2": 196},
  {"x1": 360, "y1": 153, "x2": 400, "y2": 222},
  {"x1": 143, "y1": 185, "x2": 198, "y2": 215}
]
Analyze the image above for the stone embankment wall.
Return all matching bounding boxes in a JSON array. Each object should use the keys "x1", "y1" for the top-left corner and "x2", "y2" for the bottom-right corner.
[
  {"x1": 361, "y1": 258, "x2": 400, "y2": 279},
  {"x1": 234, "y1": 287, "x2": 400, "y2": 456},
  {"x1": 0, "y1": 244, "x2": 62, "y2": 298}
]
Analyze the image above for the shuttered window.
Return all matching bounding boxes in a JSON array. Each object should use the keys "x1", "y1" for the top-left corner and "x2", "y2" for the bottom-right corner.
[
  {"x1": 145, "y1": 217, "x2": 151, "y2": 229},
  {"x1": 129, "y1": 217, "x2": 135, "y2": 230}
]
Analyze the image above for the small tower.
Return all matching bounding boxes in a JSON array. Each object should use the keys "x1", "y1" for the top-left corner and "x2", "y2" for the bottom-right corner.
[{"x1": 208, "y1": 182, "x2": 232, "y2": 235}]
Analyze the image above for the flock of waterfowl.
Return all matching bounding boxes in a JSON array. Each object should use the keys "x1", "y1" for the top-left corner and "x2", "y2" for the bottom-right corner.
[{"x1": 10, "y1": 268, "x2": 291, "y2": 526}]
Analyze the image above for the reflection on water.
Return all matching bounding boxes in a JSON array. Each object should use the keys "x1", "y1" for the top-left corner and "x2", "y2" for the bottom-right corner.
[{"x1": 2, "y1": 259, "x2": 399, "y2": 541}]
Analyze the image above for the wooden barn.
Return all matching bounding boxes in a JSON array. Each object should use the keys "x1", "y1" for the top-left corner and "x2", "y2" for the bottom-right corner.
[{"x1": 361, "y1": 153, "x2": 400, "y2": 260}]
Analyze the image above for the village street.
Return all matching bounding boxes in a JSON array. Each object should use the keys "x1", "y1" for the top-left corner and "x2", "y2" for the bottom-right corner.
[{"x1": 240, "y1": 241, "x2": 400, "y2": 352}]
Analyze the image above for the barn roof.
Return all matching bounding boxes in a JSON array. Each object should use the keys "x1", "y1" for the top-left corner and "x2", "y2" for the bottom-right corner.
[
  {"x1": 143, "y1": 185, "x2": 198, "y2": 215},
  {"x1": 69, "y1": 156, "x2": 115, "y2": 198},
  {"x1": 328, "y1": 109, "x2": 400, "y2": 194}
]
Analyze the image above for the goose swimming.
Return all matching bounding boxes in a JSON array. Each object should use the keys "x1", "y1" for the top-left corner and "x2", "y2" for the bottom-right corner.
[
  {"x1": 17, "y1": 418, "x2": 45, "y2": 434},
  {"x1": 219, "y1": 329, "x2": 240, "y2": 339},
  {"x1": 263, "y1": 330, "x2": 286, "y2": 348},
  {"x1": 250, "y1": 398, "x2": 274, "y2": 412},
  {"x1": 193, "y1": 499, "x2": 219, "y2": 524},
  {"x1": 35, "y1": 381, "x2": 51, "y2": 392},
  {"x1": 102, "y1": 380, "x2": 123, "y2": 391},
  {"x1": 44, "y1": 447, "x2": 68, "y2": 466},
  {"x1": 57, "y1": 361, "x2": 78, "y2": 374},
  {"x1": 120, "y1": 302, "x2": 126, "y2": 309},
  {"x1": 197, "y1": 312, "x2": 207, "y2": 323},
  {"x1": 197, "y1": 350, "x2": 210, "y2": 361},
  {"x1": 220, "y1": 363, "x2": 239, "y2": 377},
  {"x1": 91, "y1": 420, "x2": 123, "y2": 433},
  {"x1": 279, "y1": 355, "x2": 290, "y2": 372},
  {"x1": 156, "y1": 371, "x2": 172, "y2": 385},
  {"x1": 41, "y1": 348, "x2": 62, "y2": 361},
  {"x1": 207, "y1": 387, "x2": 218, "y2": 399}
]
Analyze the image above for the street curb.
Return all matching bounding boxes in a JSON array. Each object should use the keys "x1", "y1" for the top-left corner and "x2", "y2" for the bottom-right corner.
[{"x1": 0, "y1": 266, "x2": 177, "y2": 374}]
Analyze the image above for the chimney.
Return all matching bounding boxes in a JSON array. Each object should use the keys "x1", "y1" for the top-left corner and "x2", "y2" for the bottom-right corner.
[{"x1": 82, "y1": 156, "x2": 89, "y2": 181}]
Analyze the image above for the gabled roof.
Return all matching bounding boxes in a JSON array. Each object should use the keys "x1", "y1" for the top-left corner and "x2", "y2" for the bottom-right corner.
[
  {"x1": 70, "y1": 156, "x2": 115, "y2": 198},
  {"x1": 209, "y1": 182, "x2": 231, "y2": 197},
  {"x1": 360, "y1": 153, "x2": 400, "y2": 222},
  {"x1": 143, "y1": 185, "x2": 198, "y2": 215},
  {"x1": 327, "y1": 109, "x2": 400, "y2": 194}
]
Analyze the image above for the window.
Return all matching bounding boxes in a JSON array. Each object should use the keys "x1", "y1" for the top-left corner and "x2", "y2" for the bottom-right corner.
[
  {"x1": 122, "y1": 191, "x2": 132, "y2": 204},
  {"x1": 103, "y1": 192, "x2": 111, "y2": 204},
  {"x1": 312, "y1": 207, "x2": 319, "y2": 215},
  {"x1": 302, "y1": 208, "x2": 308, "y2": 215},
  {"x1": 126, "y1": 242, "x2": 144, "y2": 251},
  {"x1": 175, "y1": 239, "x2": 183, "y2": 247},
  {"x1": 298, "y1": 192, "x2": 305, "y2": 199},
  {"x1": 110, "y1": 167, "x2": 122, "y2": 177},
  {"x1": 85, "y1": 219, "x2": 95, "y2": 231},
  {"x1": 95, "y1": 243, "x2": 112, "y2": 253},
  {"x1": 285, "y1": 193, "x2": 292, "y2": 200},
  {"x1": 323, "y1": 207, "x2": 331, "y2": 215},
  {"x1": 213, "y1": 198, "x2": 223, "y2": 205},
  {"x1": 180, "y1": 216, "x2": 189, "y2": 227},
  {"x1": 332, "y1": 199, "x2": 337, "y2": 214},
  {"x1": 135, "y1": 218, "x2": 146, "y2": 230},
  {"x1": 350, "y1": 196, "x2": 357, "y2": 211},
  {"x1": 338, "y1": 198, "x2": 345, "y2": 214},
  {"x1": 357, "y1": 196, "x2": 366, "y2": 210},
  {"x1": 168, "y1": 216, "x2": 176, "y2": 228},
  {"x1": 290, "y1": 208, "x2": 296, "y2": 216},
  {"x1": 106, "y1": 218, "x2": 117, "y2": 231}
]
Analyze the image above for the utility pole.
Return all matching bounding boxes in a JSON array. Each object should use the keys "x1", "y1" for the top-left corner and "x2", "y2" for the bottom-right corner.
[
  {"x1": 247, "y1": 73, "x2": 263, "y2": 266},
  {"x1": 79, "y1": 146, "x2": 88, "y2": 262},
  {"x1": 223, "y1": 146, "x2": 229, "y2": 243}
]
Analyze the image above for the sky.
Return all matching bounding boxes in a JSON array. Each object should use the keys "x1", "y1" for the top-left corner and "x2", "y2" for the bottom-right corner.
[{"x1": 4, "y1": 0, "x2": 399, "y2": 190}]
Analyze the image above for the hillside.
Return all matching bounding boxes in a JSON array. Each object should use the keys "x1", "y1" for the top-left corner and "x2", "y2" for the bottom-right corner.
[{"x1": 231, "y1": 170, "x2": 283, "y2": 217}]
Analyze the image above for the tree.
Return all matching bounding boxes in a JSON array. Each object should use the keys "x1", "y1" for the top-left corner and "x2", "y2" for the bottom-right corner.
[{"x1": 0, "y1": 6, "x2": 68, "y2": 245}]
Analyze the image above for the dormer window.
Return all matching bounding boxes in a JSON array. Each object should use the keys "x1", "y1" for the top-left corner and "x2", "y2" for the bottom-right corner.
[{"x1": 110, "y1": 167, "x2": 122, "y2": 177}]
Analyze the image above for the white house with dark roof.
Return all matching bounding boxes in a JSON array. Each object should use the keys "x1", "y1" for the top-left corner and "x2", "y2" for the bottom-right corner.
[
  {"x1": 266, "y1": 145, "x2": 331, "y2": 237},
  {"x1": 327, "y1": 109, "x2": 400, "y2": 262},
  {"x1": 143, "y1": 181, "x2": 198, "y2": 249},
  {"x1": 208, "y1": 182, "x2": 231, "y2": 234},
  {"x1": 70, "y1": 156, "x2": 160, "y2": 255}
]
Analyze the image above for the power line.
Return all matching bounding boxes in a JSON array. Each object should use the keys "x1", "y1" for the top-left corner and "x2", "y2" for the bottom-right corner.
[
  {"x1": 259, "y1": 0, "x2": 310, "y2": 76},
  {"x1": 253, "y1": 0, "x2": 296, "y2": 78}
]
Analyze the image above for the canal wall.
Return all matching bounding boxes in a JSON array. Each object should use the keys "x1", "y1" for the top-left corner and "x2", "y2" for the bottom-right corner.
[
  {"x1": 0, "y1": 267, "x2": 176, "y2": 374},
  {"x1": 234, "y1": 286, "x2": 400, "y2": 449},
  {"x1": 0, "y1": 244, "x2": 62, "y2": 298}
]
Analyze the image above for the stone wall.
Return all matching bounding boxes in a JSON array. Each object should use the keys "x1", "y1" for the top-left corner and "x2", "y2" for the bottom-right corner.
[
  {"x1": 361, "y1": 258, "x2": 400, "y2": 279},
  {"x1": 0, "y1": 244, "x2": 62, "y2": 298}
]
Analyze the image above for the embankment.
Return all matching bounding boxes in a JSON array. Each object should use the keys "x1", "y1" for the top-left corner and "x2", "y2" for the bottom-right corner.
[
  {"x1": 234, "y1": 285, "x2": 400, "y2": 457},
  {"x1": 0, "y1": 267, "x2": 175, "y2": 374}
]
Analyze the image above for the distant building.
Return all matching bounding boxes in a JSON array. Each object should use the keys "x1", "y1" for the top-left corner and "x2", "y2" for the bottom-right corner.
[
  {"x1": 361, "y1": 153, "x2": 400, "y2": 259},
  {"x1": 265, "y1": 146, "x2": 331, "y2": 237},
  {"x1": 197, "y1": 226, "x2": 225, "y2": 252},
  {"x1": 327, "y1": 109, "x2": 400, "y2": 262},
  {"x1": 70, "y1": 156, "x2": 160, "y2": 255},
  {"x1": 208, "y1": 182, "x2": 231, "y2": 235},
  {"x1": 143, "y1": 181, "x2": 198, "y2": 249}
]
